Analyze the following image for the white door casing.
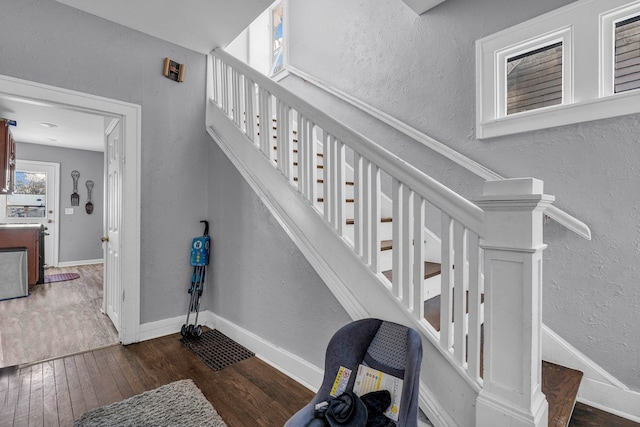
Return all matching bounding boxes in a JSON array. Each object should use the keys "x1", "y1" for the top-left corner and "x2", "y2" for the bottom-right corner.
[
  {"x1": 104, "y1": 119, "x2": 122, "y2": 332},
  {"x1": 0, "y1": 74, "x2": 142, "y2": 345}
]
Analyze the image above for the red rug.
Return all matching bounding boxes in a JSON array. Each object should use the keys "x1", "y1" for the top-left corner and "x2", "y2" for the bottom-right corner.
[{"x1": 44, "y1": 273, "x2": 80, "y2": 283}]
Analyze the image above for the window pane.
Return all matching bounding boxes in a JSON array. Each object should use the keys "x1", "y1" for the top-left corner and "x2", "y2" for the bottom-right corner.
[
  {"x1": 6, "y1": 170, "x2": 46, "y2": 218},
  {"x1": 615, "y1": 15, "x2": 640, "y2": 93},
  {"x1": 507, "y1": 42, "x2": 563, "y2": 115},
  {"x1": 271, "y1": 3, "x2": 284, "y2": 76}
]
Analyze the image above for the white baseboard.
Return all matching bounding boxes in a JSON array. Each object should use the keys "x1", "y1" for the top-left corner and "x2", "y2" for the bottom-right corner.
[
  {"x1": 577, "y1": 379, "x2": 640, "y2": 422},
  {"x1": 542, "y1": 324, "x2": 640, "y2": 421},
  {"x1": 135, "y1": 310, "x2": 323, "y2": 392},
  {"x1": 56, "y1": 259, "x2": 104, "y2": 267},
  {"x1": 137, "y1": 314, "x2": 185, "y2": 342},
  {"x1": 207, "y1": 312, "x2": 323, "y2": 392},
  {"x1": 418, "y1": 386, "x2": 457, "y2": 427}
]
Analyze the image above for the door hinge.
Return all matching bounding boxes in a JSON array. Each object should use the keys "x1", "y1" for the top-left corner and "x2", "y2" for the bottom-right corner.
[{"x1": 122, "y1": 289, "x2": 125, "y2": 302}]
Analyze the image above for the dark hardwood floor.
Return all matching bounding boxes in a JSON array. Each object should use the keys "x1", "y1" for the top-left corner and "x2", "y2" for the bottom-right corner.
[{"x1": 0, "y1": 333, "x2": 314, "y2": 426}]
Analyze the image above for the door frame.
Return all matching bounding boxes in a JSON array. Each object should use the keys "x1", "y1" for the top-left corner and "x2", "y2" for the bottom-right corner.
[
  {"x1": 1, "y1": 159, "x2": 61, "y2": 267},
  {"x1": 0, "y1": 74, "x2": 142, "y2": 345}
]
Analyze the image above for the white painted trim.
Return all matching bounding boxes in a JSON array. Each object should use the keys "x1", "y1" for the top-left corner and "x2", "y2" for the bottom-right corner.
[
  {"x1": 418, "y1": 386, "x2": 458, "y2": 427},
  {"x1": 137, "y1": 314, "x2": 184, "y2": 342},
  {"x1": 208, "y1": 313, "x2": 323, "y2": 392},
  {"x1": 542, "y1": 324, "x2": 640, "y2": 420},
  {"x1": 285, "y1": 64, "x2": 591, "y2": 240},
  {"x1": 57, "y1": 258, "x2": 103, "y2": 267},
  {"x1": 578, "y1": 380, "x2": 640, "y2": 422},
  {"x1": 0, "y1": 73, "x2": 141, "y2": 346},
  {"x1": 542, "y1": 324, "x2": 628, "y2": 389}
]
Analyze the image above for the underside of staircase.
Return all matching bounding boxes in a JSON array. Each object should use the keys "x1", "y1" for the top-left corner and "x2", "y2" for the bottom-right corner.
[{"x1": 205, "y1": 48, "x2": 639, "y2": 427}]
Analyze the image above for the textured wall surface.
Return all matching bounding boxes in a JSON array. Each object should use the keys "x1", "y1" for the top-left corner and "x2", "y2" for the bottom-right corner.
[
  {"x1": 16, "y1": 142, "x2": 104, "y2": 263},
  {"x1": 286, "y1": 0, "x2": 640, "y2": 390},
  {"x1": 206, "y1": 141, "x2": 352, "y2": 367},
  {"x1": 0, "y1": 0, "x2": 210, "y2": 323}
]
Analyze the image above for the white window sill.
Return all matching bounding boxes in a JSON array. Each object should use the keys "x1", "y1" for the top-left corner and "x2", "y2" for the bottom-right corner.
[
  {"x1": 271, "y1": 68, "x2": 290, "y2": 82},
  {"x1": 477, "y1": 89, "x2": 640, "y2": 139}
]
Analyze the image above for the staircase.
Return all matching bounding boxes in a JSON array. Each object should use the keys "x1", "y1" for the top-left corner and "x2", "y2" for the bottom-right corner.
[{"x1": 205, "y1": 48, "x2": 637, "y2": 427}]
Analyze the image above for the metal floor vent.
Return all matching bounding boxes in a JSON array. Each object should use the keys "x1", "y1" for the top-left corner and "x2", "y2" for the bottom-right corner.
[{"x1": 181, "y1": 329, "x2": 254, "y2": 371}]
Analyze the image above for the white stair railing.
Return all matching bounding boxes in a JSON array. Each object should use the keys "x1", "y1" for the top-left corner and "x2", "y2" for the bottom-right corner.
[{"x1": 207, "y1": 47, "x2": 552, "y2": 427}]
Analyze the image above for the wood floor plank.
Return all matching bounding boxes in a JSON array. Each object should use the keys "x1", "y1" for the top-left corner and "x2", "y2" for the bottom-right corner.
[
  {"x1": 116, "y1": 345, "x2": 157, "y2": 392},
  {"x1": 72, "y1": 354, "x2": 99, "y2": 411},
  {"x1": 29, "y1": 362, "x2": 45, "y2": 426},
  {"x1": 52, "y1": 358, "x2": 74, "y2": 427},
  {"x1": 88, "y1": 349, "x2": 124, "y2": 405},
  {"x1": 103, "y1": 346, "x2": 137, "y2": 398},
  {"x1": 12, "y1": 366, "x2": 31, "y2": 427},
  {"x1": 231, "y1": 357, "x2": 313, "y2": 414},
  {"x1": 1, "y1": 334, "x2": 317, "y2": 427},
  {"x1": 63, "y1": 356, "x2": 86, "y2": 421},
  {"x1": 42, "y1": 361, "x2": 59, "y2": 427},
  {"x1": 0, "y1": 367, "x2": 19, "y2": 427}
]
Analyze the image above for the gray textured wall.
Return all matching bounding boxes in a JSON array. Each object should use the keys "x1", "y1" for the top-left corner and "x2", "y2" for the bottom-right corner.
[
  {"x1": 206, "y1": 141, "x2": 352, "y2": 367},
  {"x1": 284, "y1": 0, "x2": 640, "y2": 390},
  {"x1": 16, "y1": 142, "x2": 104, "y2": 263},
  {"x1": 0, "y1": 0, "x2": 210, "y2": 323}
]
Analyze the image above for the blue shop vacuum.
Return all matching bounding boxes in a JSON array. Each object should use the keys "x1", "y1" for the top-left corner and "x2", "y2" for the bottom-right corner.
[{"x1": 181, "y1": 220, "x2": 210, "y2": 338}]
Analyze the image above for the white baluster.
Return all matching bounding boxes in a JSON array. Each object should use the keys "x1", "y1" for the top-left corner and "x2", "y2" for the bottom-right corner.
[
  {"x1": 369, "y1": 164, "x2": 381, "y2": 274},
  {"x1": 391, "y1": 178, "x2": 403, "y2": 298},
  {"x1": 467, "y1": 231, "x2": 482, "y2": 382},
  {"x1": 401, "y1": 185, "x2": 413, "y2": 307},
  {"x1": 324, "y1": 132, "x2": 333, "y2": 223},
  {"x1": 221, "y1": 62, "x2": 229, "y2": 116},
  {"x1": 413, "y1": 195, "x2": 425, "y2": 319},
  {"x1": 335, "y1": 138, "x2": 346, "y2": 237},
  {"x1": 211, "y1": 56, "x2": 219, "y2": 105},
  {"x1": 244, "y1": 78, "x2": 255, "y2": 143},
  {"x1": 308, "y1": 123, "x2": 318, "y2": 207},
  {"x1": 353, "y1": 153, "x2": 363, "y2": 255},
  {"x1": 440, "y1": 213, "x2": 454, "y2": 348},
  {"x1": 362, "y1": 158, "x2": 372, "y2": 266},
  {"x1": 453, "y1": 221, "x2": 468, "y2": 366}
]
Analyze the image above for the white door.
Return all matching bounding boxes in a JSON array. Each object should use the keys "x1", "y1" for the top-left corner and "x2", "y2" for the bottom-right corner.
[
  {"x1": 0, "y1": 160, "x2": 60, "y2": 267},
  {"x1": 104, "y1": 119, "x2": 122, "y2": 332}
]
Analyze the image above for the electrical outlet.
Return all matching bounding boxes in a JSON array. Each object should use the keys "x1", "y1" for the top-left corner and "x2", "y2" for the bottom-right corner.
[{"x1": 65, "y1": 207, "x2": 74, "y2": 215}]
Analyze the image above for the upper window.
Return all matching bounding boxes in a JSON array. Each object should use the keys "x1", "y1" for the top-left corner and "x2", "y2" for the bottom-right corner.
[
  {"x1": 614, "y1": 15, "x2": 640, "y2": 93},
  {"x1": 476, "y1": 0, "x2": 640, "y2": 139},
  {"x1": 507, "y1": 42, "x2": 563, "y2": 115},
  {"x1": 225, "y1": 0, "x2": 288, "y2": 80},
  {"x1": 271, "y1": 2, "x2": 285, "y2": 76}
]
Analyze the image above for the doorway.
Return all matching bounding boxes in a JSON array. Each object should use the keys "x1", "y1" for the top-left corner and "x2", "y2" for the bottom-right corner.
[
  {"x1": 0, "y1": 74, "x2": 141, "y2": 345},
  {"x1": 0, "y1": 159, "x2": 60, "y2": 267}
]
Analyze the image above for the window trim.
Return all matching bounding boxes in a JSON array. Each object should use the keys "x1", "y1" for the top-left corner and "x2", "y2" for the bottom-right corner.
[
  {"x1": 476, "y1": 0, "x2": 640, "y2": 139},
  {"x1": 269, "y1": 0, "x2": 289, "y2": 80}
]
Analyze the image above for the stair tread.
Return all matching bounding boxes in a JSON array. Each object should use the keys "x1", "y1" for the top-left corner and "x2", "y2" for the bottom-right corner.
[
  {"x1": 568, "y1": 402, "x2": 640, "y2": 427},
  {"x1": 346, "y1": 217, "x2": 392, "y2": 225},
  {"x1": 382, "y1": 262, "x2": 441, "y2": 284},
  {"x1": 422, "y1": 290, "x2": 484, "y2": 332},
  {"x1": 542, "y1": 361, "x2": 583, "y2": 427}
]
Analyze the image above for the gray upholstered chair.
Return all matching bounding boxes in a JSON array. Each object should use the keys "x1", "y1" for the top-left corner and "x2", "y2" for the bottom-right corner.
[{"x1": 285, "y1": 318, "x2": 423, "y2": 427}]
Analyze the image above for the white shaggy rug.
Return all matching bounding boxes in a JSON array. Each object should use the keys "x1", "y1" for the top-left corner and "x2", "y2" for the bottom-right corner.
[{"x1": 74, "y1": 379, "x2": 227, "y2": 426}]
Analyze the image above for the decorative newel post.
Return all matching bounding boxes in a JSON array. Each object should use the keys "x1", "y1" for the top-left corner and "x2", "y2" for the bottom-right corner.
[{"x1": 475, "y1": 178, "x2": 554, "y2": 427}]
